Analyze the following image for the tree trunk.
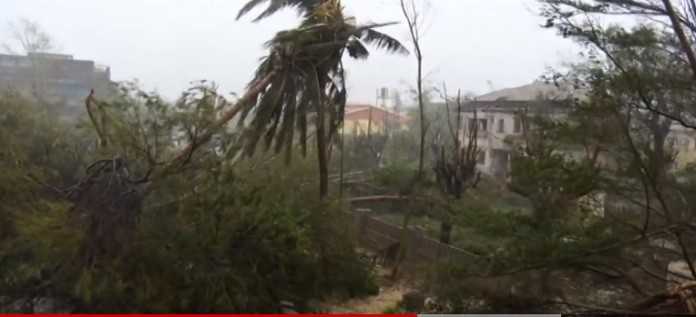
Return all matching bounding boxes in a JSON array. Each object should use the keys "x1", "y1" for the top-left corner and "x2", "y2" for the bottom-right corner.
[
  {"x1": 339, "y1": 123, "x2": 345, "y2": 198},
  {"x1": 417, "y1": 54, "x2": 426, "y2": 180},
  {"x1": 317, "y1": 140, "x2": 329, "y2": 200},
  {"x1": 164, "y1": 72, "x2": 275, "y2": 173},
  {"x1": 400, "y1": 0, "x2": 426, "y2": 181},
  {"x1": 86, "y1": 69, "x2": 275, "y2": 197},
  {"x1": 317, "y1": 106, "x2": 330, "y2": 200},
  {"x1": 662, "y1": 0, "x2": 696, "y2": 81}
]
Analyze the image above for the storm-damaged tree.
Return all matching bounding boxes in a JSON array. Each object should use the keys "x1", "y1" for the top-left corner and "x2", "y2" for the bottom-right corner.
[
  {"x1": 72, "y1": 0, "x2": 408, "y2": 266},
  {"x1": 539, "y1": 0, "x2": 696, "y2": 124},
  {"x1": 501, "y1": 108, "x2": 608, "y2": 308},
  {"x1": 431, "y1": 85, "x2": 481, "y2": 244},
  {"x1": 400, "y1": 0, "x2": 429, "y2": 180},
  {"x1": 54, "y1": 0, "x2": 408, "y2": 306},
  {"x1": 235, "y1": 0, "x2": 408, "y2": 200},
  {"x1": 539, "y1": 1, "x2": 696, "y2": 311},
  {"x1": 145, "y1": 0, "x2": 408, "y2": 200},
  {"x1": 538, "y1": 0, "x2": 696, "y2": 82},
  {"x1": 507, "y1": 110, "x2": 601, "y2": 229}
]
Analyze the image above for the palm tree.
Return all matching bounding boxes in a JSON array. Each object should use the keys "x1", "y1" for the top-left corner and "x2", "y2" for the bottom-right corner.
[{"x1": 236, "y1": 0, "x2": 408, "y2": 199}]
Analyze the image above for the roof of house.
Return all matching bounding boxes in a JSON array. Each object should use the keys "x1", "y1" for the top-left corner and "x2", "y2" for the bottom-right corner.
[
  {"x1": 446, "y1": 81, "x2": 578, "y2": 113},
  {"x1": 461, "y1": 100, "x2": 570, "y2": 113},
  {"x1": 345, "y1": 104, "x2": 410, "y2": 122},
  {"x1": 476, "y1": 81, "x2": 578, "y2": 101}
]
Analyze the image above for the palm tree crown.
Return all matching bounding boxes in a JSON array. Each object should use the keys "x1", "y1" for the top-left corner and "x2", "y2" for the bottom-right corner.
[
  {"x1": 237, "y1": 0, "x2": 408, "y2": 161},
  {"x1": 237, "y1": 0, "x2": 407, "y2": 199}
]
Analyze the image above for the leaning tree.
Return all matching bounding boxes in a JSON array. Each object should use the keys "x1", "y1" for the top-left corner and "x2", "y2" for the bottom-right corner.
[
  {"x1": 234, "y1": 0, "x2": 408, "y2": 199},
  {"x1": 76, "y1": 0, "x2": 408, "y2": 265}
]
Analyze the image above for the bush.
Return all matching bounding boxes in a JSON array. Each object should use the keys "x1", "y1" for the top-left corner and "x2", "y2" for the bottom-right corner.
[{"x1": 0, "y1": 88, "x2": 376, "y2": 312}]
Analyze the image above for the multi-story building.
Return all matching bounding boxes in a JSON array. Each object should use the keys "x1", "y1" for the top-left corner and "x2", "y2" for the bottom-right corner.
[
  {"x1": 457, "y1": 82, "x2": 572, "y2": 180},
  {"x1": 458, "y1": 81, "x2": 696, "y2": 179},
  {"x1": 0, "y1": 52, "x2": 113, "y2": 119},
  {"x1": 459, "y1": 99, "x2": 569, "y2": 179}
]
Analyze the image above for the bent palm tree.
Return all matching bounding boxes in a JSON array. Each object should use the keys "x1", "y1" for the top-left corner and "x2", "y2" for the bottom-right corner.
[{"x1": 237, "y1": 0, "x2": 408, "y2": 199}]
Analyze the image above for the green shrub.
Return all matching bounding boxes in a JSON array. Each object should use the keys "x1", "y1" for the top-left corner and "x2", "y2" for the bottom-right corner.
[{"x1": 0, "y1": 88, "x2": 376, "y2": 312}]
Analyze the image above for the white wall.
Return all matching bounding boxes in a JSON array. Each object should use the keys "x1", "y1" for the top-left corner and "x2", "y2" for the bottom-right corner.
[{"x1": 459, "y1": 110, "x2": 521, "y2": 175}]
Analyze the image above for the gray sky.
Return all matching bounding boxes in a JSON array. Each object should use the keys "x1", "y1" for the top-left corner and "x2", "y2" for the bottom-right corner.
[{"x1": 1, "y1": 0, "x2": 580, "y2": 104}]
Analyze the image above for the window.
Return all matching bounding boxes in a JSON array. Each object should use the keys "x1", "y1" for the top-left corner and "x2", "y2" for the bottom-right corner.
[
  {"x1": 513, "y1": 117, "x2": 521, "y2": 133},
  {"x1": 467, "y1": 118, "x2": 488, "y2": 134},
  {"x1": 479, "y1": 119, "x2": 488, "y2": 132},
  {"x1": 477, "y1": 151, "x2": 486, "y2": 164},
  {"x1": 497, "y1": 119, "x2": 505, "y2": 133}
]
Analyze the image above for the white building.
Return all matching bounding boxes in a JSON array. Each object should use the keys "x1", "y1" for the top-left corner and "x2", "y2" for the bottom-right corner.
[{"x1": 456, "y1": 81, "x2": 573, "y2": 179}]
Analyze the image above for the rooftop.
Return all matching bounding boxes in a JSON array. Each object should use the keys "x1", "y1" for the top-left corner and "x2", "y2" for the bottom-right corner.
[
  {"x1": 345, "y1": 104, "x2": 411, "y2": 123},
  {"x1": 476, "y1": 80, "x2": 578, "y2": 101},
  {"x1": 26, "y1": 52, "x2": 74, "y2": 60},
  {"x1": 451, "y1": 81, "x2": 578, "y2": 113}
]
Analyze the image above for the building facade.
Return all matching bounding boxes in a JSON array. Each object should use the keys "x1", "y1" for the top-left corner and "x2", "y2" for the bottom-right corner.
[
  {"x1": 458, "y1": 82, "x2": 696, "y2": 180},
  {"x1": 670, "y1": 124, "x2": 696, "y2": 169},
  {"x1": 0, "y1": 52, "x2": 112, "y2": 118},
  {"x1": 343, "y1": 104, "x2": 410, "y2": 135},
  {"x1": 458, "y1": 100, "x2": 568, "y2": 180}
]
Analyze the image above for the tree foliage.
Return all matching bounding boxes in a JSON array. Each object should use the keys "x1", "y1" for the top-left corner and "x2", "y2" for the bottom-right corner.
[
  {"x1": 0, "y1": 84, "x2": 376, "y2": 312},
  {"x1": 236, "y1": 0, "x2": 407, "y2": 199}
]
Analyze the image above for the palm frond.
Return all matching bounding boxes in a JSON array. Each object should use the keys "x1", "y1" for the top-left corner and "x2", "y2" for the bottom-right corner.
[
  {"x1": 236, "y1": 0, "x2": 268, "y2": 20},
  {"x1": 346, "y1": 38, "x2": 370, "y2": 59},
  {"x1": 262, "y1": 77, "x2": 288, "y2": 152},
  {"x1": 355, "y1": 25, "x2": 409, "y2": 55},
  {"x1": 275, "y1": 77, "x2": 298, "y2": 163},
  {"x1": 243, "y1": 74, "x2": 286, "y2": 156},
  {"x1": 296, "y1": 90, "x2": 311, "y2": 157},
  {"x1": 237, "y1": 0, "x2": 321, "y2": 22},
  {"x1": 237, "y1": 0, "x2": 406, "y2": 166}
]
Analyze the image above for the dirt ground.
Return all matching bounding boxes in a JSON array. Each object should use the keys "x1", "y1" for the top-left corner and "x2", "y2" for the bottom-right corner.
[{"x1": 320, "y1": 266, "x2": 415, "y2": 313}]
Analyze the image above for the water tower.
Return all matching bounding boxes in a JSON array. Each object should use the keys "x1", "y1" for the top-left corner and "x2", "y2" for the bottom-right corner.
[{"x1": 376, "y1": 87, "x2": 390, "y2": 109}]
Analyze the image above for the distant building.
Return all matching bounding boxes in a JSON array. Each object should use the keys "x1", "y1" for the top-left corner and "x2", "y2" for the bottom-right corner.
[
  {"x1": 474, "y1": 80, "x2": 575, "y2": 102},
  {"x1": 458, "y1": 81, "x2": 696, "y2": 179},
  {"x1": 0, "y1": 52, "x2": 113, "y2": 118},
  {"x1": 669, "y1": 124, "x2": 696, "y2": 169},
  {"x1": 458, "y1": 99, "x2": 569, "y2": 180},
  {"x1": 451, "y1": 81, "x2": 574, "y2": 179},
  {"x1": 343, "y1": 104, "x2": 410, "y2": 135}
]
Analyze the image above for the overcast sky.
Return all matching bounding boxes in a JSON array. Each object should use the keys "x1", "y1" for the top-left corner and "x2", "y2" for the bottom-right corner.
[{"x1": 2, "y1": 0, "x2": 580, "y2": 104}]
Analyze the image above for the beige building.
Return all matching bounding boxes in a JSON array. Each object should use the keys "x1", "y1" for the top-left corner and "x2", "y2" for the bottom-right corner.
[
  {"x1": 458, "y1": 81, "x2": 696, "y2": 180},
  {"x1": 669, "y1": 124, "x2": 696, "y2": 169},
  {"x1": 456, "y1": 82, "x2": 574, "y2": 179},
  {"x1": 458, "y1": 99, "x2": 568, "y2": 179},
  {"x1": 343, "y1": 104, "x2": 410, "y2": 136}
]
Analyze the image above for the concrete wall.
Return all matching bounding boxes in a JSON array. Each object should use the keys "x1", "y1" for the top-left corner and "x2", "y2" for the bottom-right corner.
[{"x1": 351, "y1": 210, "x2": 479, "y2": 263}]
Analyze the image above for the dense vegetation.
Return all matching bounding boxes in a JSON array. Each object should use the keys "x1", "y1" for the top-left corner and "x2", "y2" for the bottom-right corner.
[
  {"x1": 3, "y1": 0, "x2": 696, "y2": 314},
  {"x1": 0, "y1": 85, "x2": 381, "y2": 312}
]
